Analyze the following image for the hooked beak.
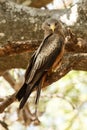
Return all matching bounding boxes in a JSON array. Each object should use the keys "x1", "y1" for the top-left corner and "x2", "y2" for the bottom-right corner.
[{"x1": 50, "y1": 24, "x2": 55, "y2": 32}]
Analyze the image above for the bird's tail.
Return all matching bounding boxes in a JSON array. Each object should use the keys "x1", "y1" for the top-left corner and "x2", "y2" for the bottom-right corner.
[
  {"x1": 18, "y1": 82, "x2": 41, "y2": 109},
  {"x1": 16, "y1": 83, "x2": 27, "y2": 101},
  {"x1": 16, "y1": 77, "x2": 42, "y2": 109},
  {"x1": 19, "y1": 85, "x2": 35, "y2": 109}
]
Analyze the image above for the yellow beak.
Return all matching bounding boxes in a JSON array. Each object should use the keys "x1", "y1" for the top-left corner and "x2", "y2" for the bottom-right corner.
[{"x1": 50, "y1": 24, "x2": 55, "y2": 32}]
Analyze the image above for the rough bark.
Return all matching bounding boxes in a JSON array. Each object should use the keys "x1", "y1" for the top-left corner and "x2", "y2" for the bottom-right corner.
[
  {"x1": 0, "y1": 0, "x2": 68, "y2": 44},
  {"x1": 0, "y1": 0, "x2": 86, "y2": 75}
]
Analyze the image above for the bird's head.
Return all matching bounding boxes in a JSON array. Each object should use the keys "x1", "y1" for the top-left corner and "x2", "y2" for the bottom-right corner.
[{"x1": 42, "y1": 18, "x2": 63, "y2": 35}]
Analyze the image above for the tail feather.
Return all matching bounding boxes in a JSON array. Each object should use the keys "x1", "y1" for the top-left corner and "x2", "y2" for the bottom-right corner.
[
  {"x1": 16, "y1": 83, "x2": 27, "y2": 101},
  {"x1": 19, "y1": 86, "x2": 34, "y2": 109},
  {"x1": 17, "y1": 76, "x2": 42, "y2": 109}
]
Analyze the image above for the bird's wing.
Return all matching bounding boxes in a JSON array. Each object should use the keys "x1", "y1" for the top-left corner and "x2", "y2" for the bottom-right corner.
[
  {"x1": 25, "y1": 34, "x2": 52, "y2": 82},
  {"x1": 26, "y1": 34, "x2": 64, "y2": 84},
  {"x1": 25, "y1": 52, "x2": 36, "y2": 80}
]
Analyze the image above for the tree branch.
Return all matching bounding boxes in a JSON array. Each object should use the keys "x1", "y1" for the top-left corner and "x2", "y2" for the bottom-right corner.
[
  {"x1": 0, "y1": 33, "x2": 87, "y2": 75},
  {"x1": 0, "y1": 0, "x2": 70, "y2": 73},
  {"x1": 0, "y1": 93, "x2": 16, "y2": 113},
  {"x1": 0, "y1": 36, "x2": 87, "y2": 58},
  {"x1": 0, "y1": 0, "x2": 86, "y2": 73},
  {"x1": 0, "y1": 0, "x2": 87, "y2": 113},
  {"x1": 0, "y1": 52, "x2": 87, "y2": 113},
  {"x1": 0, "y1": 0, "x2": 69, "y2": 44},
  {"x1": 3, "y1": 71, "x2": 16, "y2": 87},
  {"x1": 3, "y1": 71, "x2": 24, "y2": 91}
]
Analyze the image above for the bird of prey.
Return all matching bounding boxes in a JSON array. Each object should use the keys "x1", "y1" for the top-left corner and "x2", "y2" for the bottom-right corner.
[{"x1": 16, "y1": 18, "x2": 65, "y2": 109}]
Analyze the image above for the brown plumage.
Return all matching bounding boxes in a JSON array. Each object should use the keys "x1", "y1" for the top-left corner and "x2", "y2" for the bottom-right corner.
[{"x1": 16, "y1": 18, "x2": 65, "y2": 109}]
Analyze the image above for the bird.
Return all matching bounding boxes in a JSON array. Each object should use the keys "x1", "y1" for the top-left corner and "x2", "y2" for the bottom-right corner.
[{"x1": 16, "y1": 18, "x2": 65, "y2": 109}]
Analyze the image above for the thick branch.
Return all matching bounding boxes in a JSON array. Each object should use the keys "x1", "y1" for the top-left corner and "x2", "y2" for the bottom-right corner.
[
  {"x1": 0, "y1": 0, "x2": 87, "y2": 45},
  {"x1": 0, "y1": 0, "x2": 86, "y2": 73},
  {"x1": 0, "y1": 53, "x2": 87, "y2": 113},
  {"x1": 46, "y1": 53, "x2": 87, "y2": 86},
  {"x1": 0, "y1": 93, "x2": 16, "y2": 113},
  {"x1": 0, "y1": 34, "x2": 87, "y2": 75},
  {"x1": 0, "y1": 36, "x2": 87, "y2": 57},
  {"x1": 0, "y1": 0, "x2": 69, "y2": 45},
  {"x1": 0, "y1": 40, "x2": 40, "y2": 56}
]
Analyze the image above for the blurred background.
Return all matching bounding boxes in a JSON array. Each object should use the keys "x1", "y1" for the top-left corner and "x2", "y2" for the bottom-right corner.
[
  {"x1": 0, "y1": 0, "x2": 87, "y2": 130},
  {"x1": 1, "y1": 70, "x2": 87, "y2": 130}
]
